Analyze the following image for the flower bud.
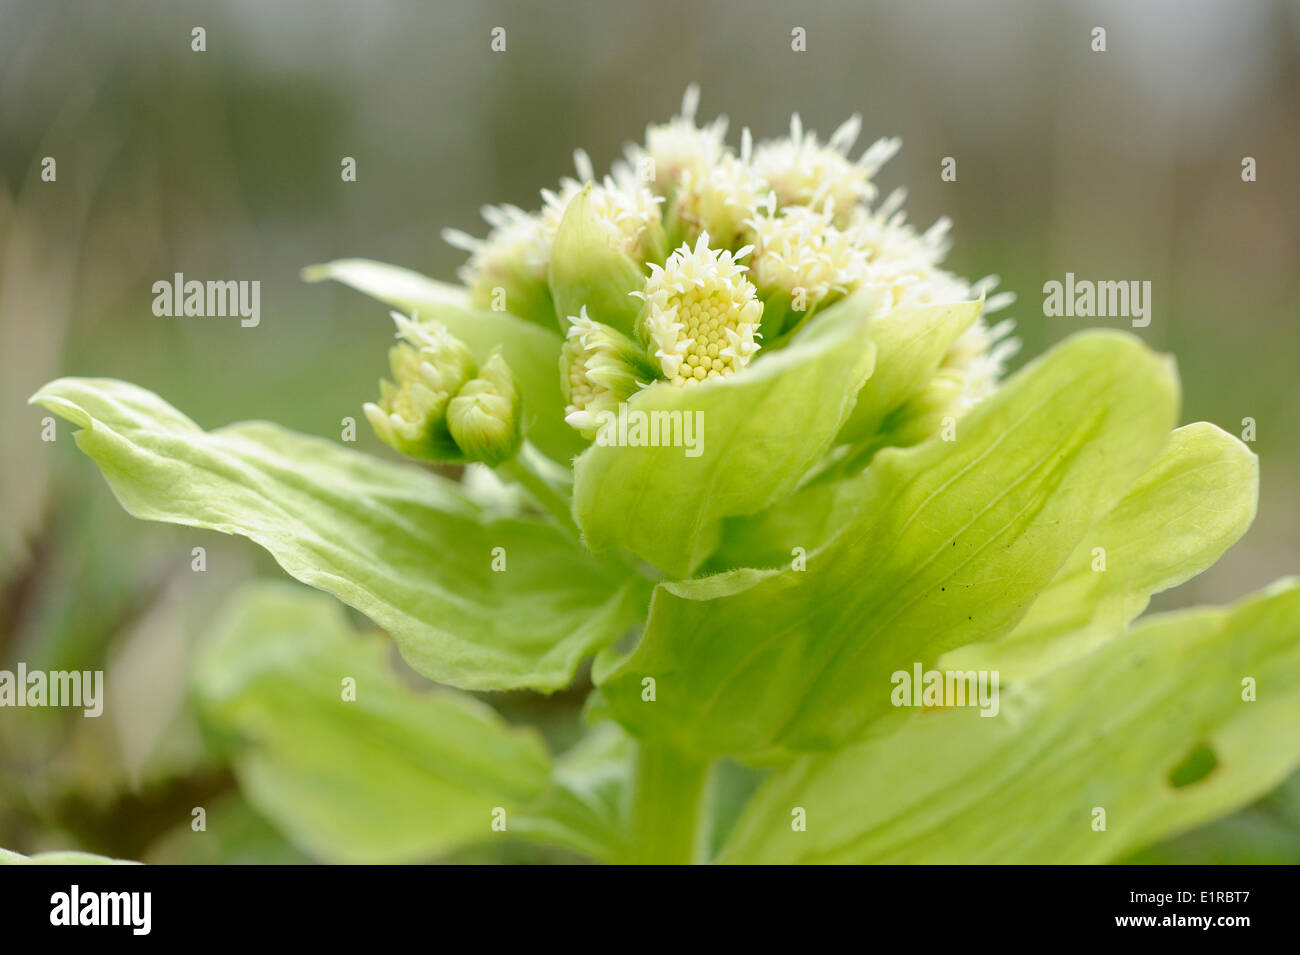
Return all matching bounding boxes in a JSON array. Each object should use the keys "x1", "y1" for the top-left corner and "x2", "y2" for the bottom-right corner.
[
  {"x1": 752, "y1": 113, "x2": 899, "y2": 227},
  {"x1": 443, "y1": 206, "x2": 556, "y2": 329},
  {"x1": 363, "y1": 312, "x2": 477, "y2": 461},
  {"x1": 624, "y1": 84, "x2": 729, "y2": 201},
  {"x1": 548, "y1": 184, "x2": 659, "y2": 337},
  {"x1": 447, "y1": 351, "x2": 523, "y2": 467},
  {"x1": 561, "y1": 307, "x2": 660, "y2": 437},
  {"x1": 746, "y1": 203, "x2": 864, "y2": 340},
  {"x1": 674, "y1": 136, "x2": 771, "y2": 250}
]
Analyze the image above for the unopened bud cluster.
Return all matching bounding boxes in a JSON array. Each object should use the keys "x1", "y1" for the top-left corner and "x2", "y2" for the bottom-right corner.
[{"x1": 364, "y1": 312, "x2": 521, "y2": 466}]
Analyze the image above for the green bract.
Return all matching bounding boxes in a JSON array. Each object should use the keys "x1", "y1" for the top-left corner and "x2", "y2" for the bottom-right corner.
[
  {"x1": 26, "y1": 88, "x2": 1299, "y2": 864},
  {"x1": 598, "y1": 330, "x2": 1180, "y2": 757},
  {"x1": 575, "y1": 291, "x2": 877, "y2": 577}
]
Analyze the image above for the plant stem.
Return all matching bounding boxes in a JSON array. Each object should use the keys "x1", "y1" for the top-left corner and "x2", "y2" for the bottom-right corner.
[
  {"x1": 498, "y1": 442, "x2": 581, "y2": 542},
  {"x1": 496, "y1": 444, "x2": 660, "y2": 579},
  {"x1": 499, "y1": 443, "x2": 655, "y2": 579},
  {"x1": 620, "y1": 740, "x2": 714, "y2": 865}
]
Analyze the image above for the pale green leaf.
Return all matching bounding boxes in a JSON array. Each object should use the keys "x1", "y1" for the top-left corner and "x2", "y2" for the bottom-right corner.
[
  {"x1": 719, "y1": 581, "x2": 1300, "y2": 864},
  {"x1": 600, "y1": 330, "x2": 1179, "y2": 757},
  {"x1": 31, "y1": 377, "x2": 646, "y2": 692},
  {"x1": 636, "y1": 300, "x2": 983, "y2": 574},
  {"x1": 708, "y1": 300, "x2": 982, "y2": 567},
  {"x1": 943, "y1": 421, "x2": 1258, "y2": 680},
  {"x1": 835, "y1": 297, "x2": 983, "y2": 445},
  {"x1": 1123, "y1": 770, "x2": 1300, "y2": 864},
  {"x1": 302, "y1": 258, "x2": 584, "y2": 463},
  {"x1": 144, "y1": 795, "x2": 309, "y2": 864},
  {"x1": 512, "y1": 722, "x2": 635, "y2": 862},
  {"x1": 194, "y1": 583, "x2": 551, "y2": 864},
  {"x1": 703, "y1": 478, "x2": 851, "y2": 573},
  {"x1": 573, "y1": 292, "x2": 878, "y2": 577},
  {"x1": 301, "y1": 257, "x2": 470, "y2": 309}
]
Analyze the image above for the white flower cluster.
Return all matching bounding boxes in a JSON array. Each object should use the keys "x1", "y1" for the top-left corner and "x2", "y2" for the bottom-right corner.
[
  {"x1": 443, "y1": 151, "x2": 663, "y2": 297},
  {"x1": 447, "y1": 86, "x2": 1018, "y2": 421},
  {"x1": 635, "y1": 233, "x2": 763, "y2": 387}
]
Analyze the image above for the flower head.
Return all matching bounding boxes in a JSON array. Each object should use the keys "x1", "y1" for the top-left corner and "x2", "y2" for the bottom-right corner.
[
  {"x1": 635, "y1": 233, "x2": 763, "y2": 386},
  {"x1": 747, "y1": 202, "x2": 868, "y2": 313},
  {"x1": 753, "y1": 114, "x2": 900, "y2": 226},
  {"x1": 541, "y1": 156, "x2": 665, "y2": 263},
  {"x1": 447, "y1": 153, "x2": 664, "y2": 326},
  {"x1": 842, "y1": 189, "x2": 966, "y2": 308},
  {"x1": 443, "y1": 88, "x2": 1021, "y2": 426},
  {"x1": 560, "y1": 306, "x2": 658, "y2": 436},
  {"x1": 673, "y1": 131, "x2": 773, "y2": 248},
  {"x1": 625, "y1": 85, "x2": 729, "y2": 197},
  {"x1": 442, "y1": 204, "x2": 552, "y2": 324}
]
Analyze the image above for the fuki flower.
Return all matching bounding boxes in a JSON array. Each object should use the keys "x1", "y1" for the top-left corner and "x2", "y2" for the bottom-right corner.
[
  {"x1": 673, "y1": 130, "x2": 774, "y2": 249},
  {"x1": 540, "y1": 153, "x2": 665, "y2": 264},
  {"x1": 363, "y1": 312, "x2": 477, "y2": 461},
  {"x1": 440, "y1": 87, "x2": 1020, "y2": 434},
  {"x1": 561, "y1": 306, "x2": 660, "y2": 436},
  {"x1": 624, "y1": 84, "x2": 729, "y2": 196},
  {"x1": 634, "y1": 232, "x2": 763, "y2": 386},
  {"x1": 442, "y1": 204, "x2": 553, "y2": 325},
  {"x1": 752, "y1": 113, "x2": 900, "y2": 227},
  {"x1": 747, "y1": 201, "x2": 869, "y2": 318},
  {"x1": 364, "y1": 311, "x2": 523, "y2": 465}
]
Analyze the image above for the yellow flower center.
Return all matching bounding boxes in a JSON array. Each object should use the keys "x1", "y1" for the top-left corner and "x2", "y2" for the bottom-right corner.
[
  {"x1": 672, "y1": 288, "x2": 741, "y2": 383},
  {"x1": 563, "y1": 337, "x2": 598, "y2": 411},
  {"x1": 638, "y1": 233, "x2": 763, "y2": 387}
]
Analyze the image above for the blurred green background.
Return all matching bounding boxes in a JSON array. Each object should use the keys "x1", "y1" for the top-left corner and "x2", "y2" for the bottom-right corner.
[{"x1": 1, "y1": 0, "x2": 1297, "y2": 862}]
